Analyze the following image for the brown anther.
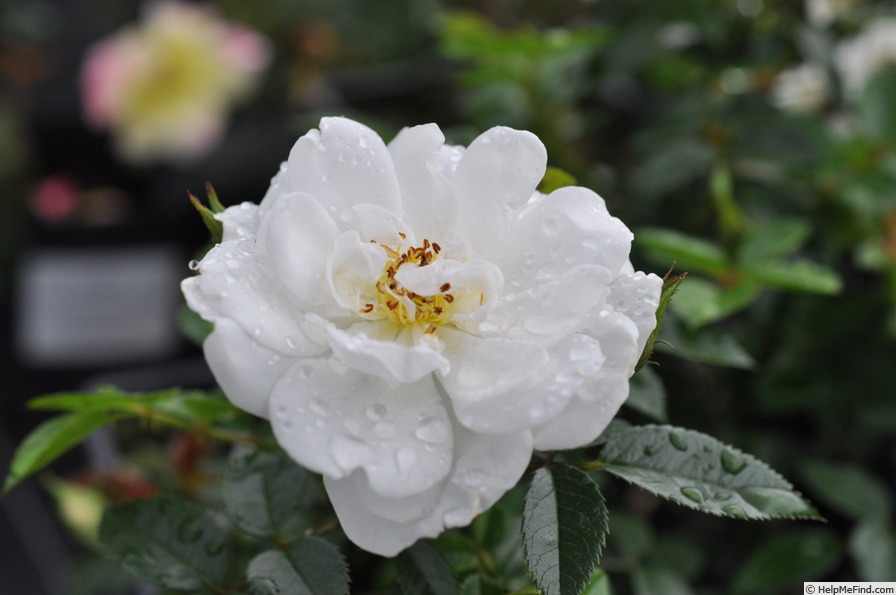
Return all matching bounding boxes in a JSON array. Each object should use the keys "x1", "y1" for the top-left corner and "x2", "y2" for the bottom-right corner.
[
  {"x1": 479, "y1": 293, "x2": 485, "y2": 305},
  {"x1": 440, "y1": 282, "x2": 451, "y2": 292},
  {"x1": 398, "y1": 232, "x2": 407, "y2": 239},
  {"x1": 424, "y1": 324, "x2": 437, "y2": 335},
  {"x1": 421, "y1": 296, "x2": 433, "y2": 303},
  {"x1": 423, "y1": 238, "x2": 431, "y2": 251},
  {"x1": 444, "y1": 294, "x2": 455, "y2": 303},
  {"x1": 434, "y1": 307, "x2": 444, "y2": 315},
  {"x1": 432, "y1": 242, "x2": 441, "y2": 253},
  {"x1": 360, "y1": 303, "x2": 374, "y2": 313},
  {"x1": 387, "y1": 300, "x2": 399, "y2": 310}
]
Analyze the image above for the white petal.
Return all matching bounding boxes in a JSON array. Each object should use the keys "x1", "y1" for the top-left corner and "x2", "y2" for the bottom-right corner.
[
  {"x1": 496, "y1": 186, "x2": 634, "y2": 284},
  {"x1": 256, "y1": 192, "x2": 340, "y2": 307},
  {"x1": 352, "y1": 203, "x2": 414, "y2": 245},
  {"x1": 218, "y1": 201, "x2": 260, "y2": 242},
  {"x1": 483, "y1": 264, "x2": 612, "y2": 346},
  {"x1": 324, "y1": 422, "x2": 532, "y2": 557},
  {"x1": 322, "y1": 319, "x2": 450, "y2": 384},
  {"x1": 388, "y1": 123, "x2": 459, "y2": 241},
  {"x1": 439, "y1": 332, "x2": 603, "y2": 434},
  {"x1": 324, "y1": 472, "x2": 445, "y2": 557},
  {"x1": 438, "y1": 330, "x2": 557, "y2": 433},
  {"x1": 269, "y1": 362, "x2": 453, "y2": 498},
  {"x1": 325, "y1": 230, "x2": 389, "y2": 313},
  {"x1": 202, "y1": 318, "x2": 293, "y2": 418},
  {"x1": 533, "y1": 311, "x2": 640, "y2": 450},
  {"x1": 531, "y1": 382, "x2": 629, "y2": 450},
  {"x1": 181, "y1": 233, "x2": 325, "y2": 358},
  {"x1": 450, "y1": 126, "x2": 547, "y2": 254},
  {"x1": 285, "y1": 117, "x2": 401, "y2": 223},
  {"x1": 606, "y1": 270, "x2": 663, "y2": 358}
]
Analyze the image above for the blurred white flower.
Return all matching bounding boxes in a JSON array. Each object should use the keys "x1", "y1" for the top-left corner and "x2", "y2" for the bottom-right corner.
[
  {"x1": 805, "y1": 0, "x2": 854, "y2": 27},
  {"x1": 835, "y1": 18, "x2": 896, "y2": 99},
  {"x1": 182, "y1": 117, "x2": 661, "y2": 556},
  {"x1": 81, "y1": 1, "x2": 270, "y2": 164},
  {"x1": 770, "y1": 63, "x2": 830, "y2": 113}
]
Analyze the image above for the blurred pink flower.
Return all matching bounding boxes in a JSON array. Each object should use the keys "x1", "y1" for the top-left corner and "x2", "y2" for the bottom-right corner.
[{"x1": 81, "y1": 1, "x2": 270, "y2": 164}]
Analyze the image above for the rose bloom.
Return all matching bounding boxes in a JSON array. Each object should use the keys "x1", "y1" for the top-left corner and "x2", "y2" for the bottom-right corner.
[
  {"x1": 835, "y1": 18, "x2": 896, "y2": 100},
  {"x1": 81, "y1": 1, "x2": 269, "y2": 164},
  {"x1": 182, "y1": 117, "x2": 662, "y2": 556}
]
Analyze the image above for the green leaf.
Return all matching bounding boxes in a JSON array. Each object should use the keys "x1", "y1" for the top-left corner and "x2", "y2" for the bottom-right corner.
[
  {"x1": 655, "y1": 321, "x2": 756, "y2": 369},
  {"x1": 625, "y1": 367, "x2": 667, "y2": 422},
  {"x1": 635, "y1": 271, "x2": 686, "y2": 371},
  {"x1": 4, "y1": 410, "x2": 120, "y2": 493},
  {"x1": 860, "y1": 66, "x2": 896, "y2": 146},
  {"x1": 599, "y1": 425, "x2": 820, "y2": 520},
  {"x1": 397, "y1": 540, "x2": 458, "y2": 595},
  {"x1": 800, "y1": 459, "x2": 891, "y2": 522},
  {"x1": 669, "y1": 277, "x2": 760, "y2": 329},
  {"x1": 741, "y1": 259, "x2": 842, "y2": 295},
  {"x1": 189, "y1": 192, "x2": 223, "y2": 245},
  {"x1": 471, "y1": 502, "x2": 508, "y2": 551},
  {"x1": 731, "y1": 529, "x2": 841, "y2": 593},
  {"x1": 581, "y1": 568, "x2": 612, "y2": 595},
  {"x1": 635, "y1": 229, "x2": 729, "y2": 276},
  {"x1": 247, "y1": 538, "x2": 349, "y2": 595},
  {"x1": 179, "y1": 305, "x2": 214, "y2": 345},
  {"x1": 632, "y1": 566, "x2": 694, "y2": 595},
  {"x1": 224, "y1": 450, "x2": 319, "y2": 541},
  {"x1": 29, "y1": 386, "x2": 247, "y2": 441},
  {"x1": 849, "y1": 520, "x2": 896, "y2": 581},
  {"x1": 633, "y1": 139, "x2": 716, "y2": 200},
  {"x1": 99, "y1": 496, "x2": 228, "y2": 590},
  {"x1": 738, "y1": 219, "x2": 812, "y2": 263},
  {"x1": 538, "y1": 166, "x2": 577, "y2": 194},
  {"x1": 28, "y1": 386, "x2": 167, "y2": 412},
  {"x1": 522, "y1": 464, "x2": 609, "y2": 595}
]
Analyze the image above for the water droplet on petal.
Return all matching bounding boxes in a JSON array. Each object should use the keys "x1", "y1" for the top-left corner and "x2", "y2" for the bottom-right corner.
[
  {"x1": 582, "y1": 236, "x2": 600, "y2": 250},
  {"x1": 308, "y1": 399, "x2": 330, "y2": 417},
  {"x1": 188, "y1": 259, "x2": 200, "y2": 271},
  {"x1": 543, "y1": 217, "x2": 559, "y2": 235},
  {"x1": 415, "y1": 416, "x2": 450, "y2": 444},
  {"x1": 321, "y1": 173, "x2": 329, "y2": 182},
  {"x1": 366, "y1": 403, "x2": 388, "y2": 421},
  {"x1": 463, "y1": 470, "x2": 485, "y2": 487},
  {"x1": 681, "y1": 487, "x2": 704, "y2": 503}
]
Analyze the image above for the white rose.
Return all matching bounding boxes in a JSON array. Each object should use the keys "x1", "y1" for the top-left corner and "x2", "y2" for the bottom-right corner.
[{"x1": 182, "y1": 117, "x2": 661, "y2": 556}]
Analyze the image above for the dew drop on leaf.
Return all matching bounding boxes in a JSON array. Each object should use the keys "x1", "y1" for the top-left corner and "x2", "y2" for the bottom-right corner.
[
  {"x1": 720, "y1": 449, "x2": 747, "y2": 474},
  {"x1": 722, "y1": 504, "x2": 747, "y2": 518},
  {"x1": 669, "y1": 431, "x2": 688, "y2": 451},
  {"x1": 680, "y1": 487, "x2": 704, "y2": 503}
]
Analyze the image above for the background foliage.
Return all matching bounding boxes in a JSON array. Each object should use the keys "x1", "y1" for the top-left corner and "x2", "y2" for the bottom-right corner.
[{"x1": 3, "y1": 0, "x2": 896, "y2": 593}]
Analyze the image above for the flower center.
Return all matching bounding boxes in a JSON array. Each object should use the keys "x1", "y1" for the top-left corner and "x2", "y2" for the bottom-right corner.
[{"x1": 360, "y1": 238, "x2": 456, "y2": 333}]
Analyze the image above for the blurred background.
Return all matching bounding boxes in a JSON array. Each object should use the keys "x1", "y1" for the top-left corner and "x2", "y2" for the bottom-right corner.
[{"x1": 2, "y1": 0, "x2": 896, "y2": 593}]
